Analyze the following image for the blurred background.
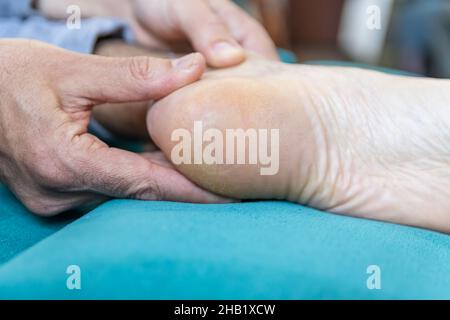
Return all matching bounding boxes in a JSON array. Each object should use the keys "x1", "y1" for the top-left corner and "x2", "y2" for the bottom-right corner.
[{"x1": 236, "y1": 0, "x2": 450, "y2": 78}]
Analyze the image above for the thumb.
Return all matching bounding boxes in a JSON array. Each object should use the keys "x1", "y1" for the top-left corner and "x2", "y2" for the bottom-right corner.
[
  {"x1": 71, "y1": 135, "x2": 230, "y2": 204},
  {"x1": 55, "y1": 52, "x2": 206, "y2": 105}
]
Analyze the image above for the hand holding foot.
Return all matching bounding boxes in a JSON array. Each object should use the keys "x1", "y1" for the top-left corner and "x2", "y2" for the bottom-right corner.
[{"x1": 0, "y1": 40, "x2": 228, "y2": 216}]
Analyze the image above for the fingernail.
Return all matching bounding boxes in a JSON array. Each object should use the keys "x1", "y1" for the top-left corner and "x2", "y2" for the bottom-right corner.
[
  {"x1": 171, "y1": 53, "x2": 199, "y2": 71},
  {"x1": 212, "y1": 41, "x2": 243, "y2": 59}
]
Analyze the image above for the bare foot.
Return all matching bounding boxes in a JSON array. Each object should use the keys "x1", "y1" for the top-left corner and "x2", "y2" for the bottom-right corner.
[{"x1": 148, "y1": 55, "x2": 450, "y2": 233}]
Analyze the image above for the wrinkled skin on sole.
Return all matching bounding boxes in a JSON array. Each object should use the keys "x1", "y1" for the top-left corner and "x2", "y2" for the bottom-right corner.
[{"x1": 148, "y1": 55, "x2": 450, "y2": 233}]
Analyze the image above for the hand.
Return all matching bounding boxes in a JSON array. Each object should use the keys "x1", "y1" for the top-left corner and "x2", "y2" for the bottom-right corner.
[
  {"x1": 0, "y1": 39, "x2": 229, "y2": 216},
  {"x1": 36, "y1": 0, "x2": 279, "y2": 67},
  {"x1": 131, "y1": 0, "x2": 279, "y2": 67}
]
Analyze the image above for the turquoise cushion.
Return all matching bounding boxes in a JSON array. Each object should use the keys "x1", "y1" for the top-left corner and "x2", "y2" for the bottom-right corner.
[
  {"x1": 0, "y1": 186, "x2": 79, "y2": 264},
  {"x1": 1, "y1": 200, "x2": 450, "y2": 299}
]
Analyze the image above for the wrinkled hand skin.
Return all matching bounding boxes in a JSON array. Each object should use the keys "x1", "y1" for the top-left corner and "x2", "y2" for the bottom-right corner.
[
  {"x1": 148, "y1": 55, "x2": 450, "y2": 233},
  {"x1": 0, "y1": 39, "x2": 230, "y2": 216}
]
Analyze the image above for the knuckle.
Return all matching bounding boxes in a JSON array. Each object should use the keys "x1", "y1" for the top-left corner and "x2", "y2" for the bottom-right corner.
[
  {"x1": 128, "y1": 163, "x2": 164, "y2": 201},
  {"x1": 128, "y1": 56, "x2": 167, "y2": 82},
  {"x1": 205, "y1": 18, "x2": 229, "y2": 38},
  {"x1": 129, "y1": 56, "x2": 151, "y2": 81},
  {"x1": 142, "y1": 179, "x2": 164, "y2": 201}
]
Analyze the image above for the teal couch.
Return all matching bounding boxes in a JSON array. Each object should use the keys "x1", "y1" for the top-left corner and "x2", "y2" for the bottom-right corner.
[{"x1": 1, "y1": 185, "x2": 450, "y2": 299}]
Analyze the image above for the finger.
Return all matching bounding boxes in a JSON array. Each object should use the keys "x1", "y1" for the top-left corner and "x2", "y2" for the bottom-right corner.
[
  {"x1": 141, "y1": 154, "x2": 235, "y2": 203},
  {"x1": 141, "y1": 151, "x2": 175, "y2": 169},
  {"x1": 71, "y1": 134, "x2": 232, "y2": 203},
  {"x1": 173, "y1": 0, "x2": 245, "y2": 67},
  {"x1": 207, "y1": 0, "x2": 279, "y2": 60},
  {"x1": 54, "y1": 51, "x2": 206, "y2": 105}
]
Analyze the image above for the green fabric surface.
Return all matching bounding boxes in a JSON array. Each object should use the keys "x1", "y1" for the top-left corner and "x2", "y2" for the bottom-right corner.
[
  {"x1": 0, "y1": 186, "x2": 80, "y2": 265},
  {"x1": 0, "y1": 200, "x2": 449, "y2": 299}
]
